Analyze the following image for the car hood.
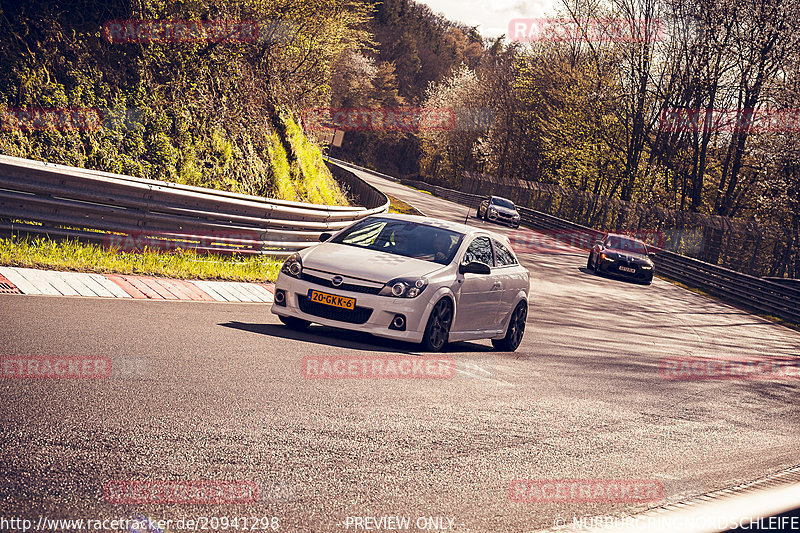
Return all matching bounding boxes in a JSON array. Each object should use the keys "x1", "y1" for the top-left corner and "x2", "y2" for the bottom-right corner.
[
  {"x1": 606, "y1": 249, "x2": 651, "y2": 262},
  {"x1": 300, "y1": 242, "x2": 445, "y2": 283},
  {"x1": 490, "y1": 205, "x2": 517, "y2": 215}
]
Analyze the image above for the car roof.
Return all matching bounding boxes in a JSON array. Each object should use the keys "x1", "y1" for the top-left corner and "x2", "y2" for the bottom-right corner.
[
  {"x1": 606, "y1": 233, "x2": 646, "y2": 245},
  {"x1": 490, "y1": 195, "x2": 514, "y2": 203},
  {"x1": 365, "y1": 213, "x2": 511, "y2": 243}
]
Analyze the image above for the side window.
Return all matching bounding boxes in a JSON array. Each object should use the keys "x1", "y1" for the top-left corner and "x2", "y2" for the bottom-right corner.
[
  {"x1": 462, "y1": 236, "x2": 494, "y2": 267},
  {"x1": 493, "y1": 239, "x2": 518, "y2": 266}
]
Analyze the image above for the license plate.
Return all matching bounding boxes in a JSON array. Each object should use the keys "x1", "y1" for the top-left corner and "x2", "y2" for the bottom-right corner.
[
  {"x1": 307, "y1": 289, "x2": 356, "y2": 310},
  {"x1": 619, "y1": 266, "x2": 636, "y2": 274}
]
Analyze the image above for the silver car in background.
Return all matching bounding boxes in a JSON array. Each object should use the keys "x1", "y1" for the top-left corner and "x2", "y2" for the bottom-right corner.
[{"x1": 477, "y1": 195, "x2": 521, "y2": 228}]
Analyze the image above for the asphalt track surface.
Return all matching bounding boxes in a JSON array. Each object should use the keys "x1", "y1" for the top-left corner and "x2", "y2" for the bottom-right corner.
[{"x1": 2, "y1": 167, "x2": 800, "y2": 532}]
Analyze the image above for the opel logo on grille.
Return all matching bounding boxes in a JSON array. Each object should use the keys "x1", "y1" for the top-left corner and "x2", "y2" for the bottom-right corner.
[{"x1": 331, "y1": 275, "x2": 344, "y2": 287}]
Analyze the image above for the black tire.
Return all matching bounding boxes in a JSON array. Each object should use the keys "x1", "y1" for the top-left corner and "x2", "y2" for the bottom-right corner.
[
  {"x1": 421, "y1": 298, "x2": 453, "y2": 352},
  {"x1": 476, "y1": 207, "x2": 482, "y2": 218},
  {"x1": 492, "y1": 302, "x2": 527, "y2": 352},
  {"x1": 279, "y1": 315, "x2": 311, "y2": 330},
  {"x1": 587, "y1": 253, "x2": 594, "y2": 269},
  {"x1": 593, "y1": 255, "x2": 601, "y2": 274}
]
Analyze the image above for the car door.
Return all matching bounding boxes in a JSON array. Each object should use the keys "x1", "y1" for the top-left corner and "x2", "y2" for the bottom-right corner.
[
  {"x1": 492, "y1": 238, "x2": 526, "y2": 325},
  {"x1": 452, "y1": 235, "x2": 502, "y2": 335}
]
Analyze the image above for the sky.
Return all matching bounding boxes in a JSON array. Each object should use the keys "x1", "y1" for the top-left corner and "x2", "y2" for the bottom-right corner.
[{"x1": 416, "y1": 0, "x2": 564, "y2": 40}]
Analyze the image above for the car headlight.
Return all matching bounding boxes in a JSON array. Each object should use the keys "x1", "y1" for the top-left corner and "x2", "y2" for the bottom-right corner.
[
  {"x1": 488, "y1": 207, "x2": 497, "y2": 215},
  {"x1": 280, "y1": 253, "x2": 303, "y2": 279},
  {"x1": 641, "y1": 264, "x2": 653, "y2": 270},
  {"x1": 379, "y1": 277, "x2": 428, "y2": 298},
  {"x1": 600, "y1": 253, "x2": 615, "y2": 262}
]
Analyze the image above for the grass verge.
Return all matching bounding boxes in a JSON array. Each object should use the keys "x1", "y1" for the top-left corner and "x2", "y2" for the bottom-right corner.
[
  {"x1": 0, "y1": 235, "x2": 283, "y2": 282},
  {"x1": 387, "y1": 194, "x2": 424, "y2": 215}
]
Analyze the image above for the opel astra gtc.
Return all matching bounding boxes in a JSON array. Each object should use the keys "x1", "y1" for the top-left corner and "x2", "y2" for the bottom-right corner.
[{"x1": 271, "y1": 214, "x2": 530, "y2": 352}]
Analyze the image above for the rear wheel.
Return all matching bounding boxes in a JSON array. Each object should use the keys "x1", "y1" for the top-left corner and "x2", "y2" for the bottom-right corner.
[
  {"x1": 492, "y1": 302, "x2": 527, "y2": 352},
  {"x1": 421, "y1": 299, "x2": 453, "y2": 352},
  {"x1": 279, "y1": 315, "x2": 310, "y2": 330}
]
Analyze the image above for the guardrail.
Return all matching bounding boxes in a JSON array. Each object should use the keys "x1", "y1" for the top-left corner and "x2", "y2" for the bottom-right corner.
[
  {"x1": 323, "y1": 156, "x2": 402, "y2": 183},
  {"x1": 652, "y1": 251, "x2": 800, "y2": 323},
  {"x1": 763, "y1": 277, "x2": 800, "y2": 288},
  {"x1": 0, "y1": 155, "x2": 389, "y2": 257},
  {"x1": 332, "y1": 160, "x2": 800, "y2": 324}
]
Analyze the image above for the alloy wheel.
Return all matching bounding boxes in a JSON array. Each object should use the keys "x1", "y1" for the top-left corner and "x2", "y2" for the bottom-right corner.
[{"x1": 423, "y1": 299, "x2": 452, "y2": 351}]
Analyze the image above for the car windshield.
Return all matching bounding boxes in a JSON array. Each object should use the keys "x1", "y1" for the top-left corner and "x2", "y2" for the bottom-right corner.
[
  {"x1": 606, "y1": 236, "x2": 647, "y2": 254},
  {"x1": 331, "y1": 218, "x2": 465, "y2": 265},
  {"x1": 491, "y1": 197, "x2": 515, "y2": 209}
]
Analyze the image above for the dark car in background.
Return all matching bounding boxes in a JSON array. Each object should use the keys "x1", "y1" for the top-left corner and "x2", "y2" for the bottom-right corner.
[
  {"x1": 477, "y1": 196, "x2": 521, "y2": 228},
  {"x1": 587, "y1": 233, "x2": 655, "y2": 284}
]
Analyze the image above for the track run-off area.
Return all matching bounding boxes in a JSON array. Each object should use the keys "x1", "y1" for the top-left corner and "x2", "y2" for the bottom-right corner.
[{"x1": 2, "y1": 165, "x2": 800, "y2": 532}]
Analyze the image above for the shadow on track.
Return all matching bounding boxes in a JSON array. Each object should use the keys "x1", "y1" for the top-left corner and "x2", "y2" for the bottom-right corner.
[{"x1": 218, "y1": 321, "x2": 494, "y2": 355}]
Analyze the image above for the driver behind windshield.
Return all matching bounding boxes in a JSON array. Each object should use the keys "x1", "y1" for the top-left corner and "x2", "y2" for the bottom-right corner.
[
  {"x1": 334, "y1": 218, "x2": 463, "y2": 265},
  {"x1": 433, "y1": 231, "x2": 453, "y2": 263}
]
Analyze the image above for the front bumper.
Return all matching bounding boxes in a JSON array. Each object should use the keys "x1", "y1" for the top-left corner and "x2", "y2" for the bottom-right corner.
[
  {"x1": 487, "y1": 211, "x2": 520, "y2": 227},
  {"x1": 598, "y1": 260, "x2": 654, "y2": 282},
  {"x1": 271, "y1": 273, "x2": 433, "y2": 343}
]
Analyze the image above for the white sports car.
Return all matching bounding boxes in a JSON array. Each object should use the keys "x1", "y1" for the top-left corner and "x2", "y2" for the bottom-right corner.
[{"x1": 271, "y1": 214, "x2": 530, "y2": 351}]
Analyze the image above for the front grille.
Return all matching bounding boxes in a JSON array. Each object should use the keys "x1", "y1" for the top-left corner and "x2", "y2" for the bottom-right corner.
[
  {"x1": 298, "y1": 295, "x2": 373, "y2": 324},
  {"x1": 613, "y1": 263, "x2": 650, "y2": 279},
  {"x1": 301, "y1": 272, "x2": 382, "y2": 295}
]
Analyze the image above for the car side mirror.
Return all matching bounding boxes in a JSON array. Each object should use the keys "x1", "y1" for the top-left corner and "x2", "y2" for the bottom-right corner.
[
  {"x1": 459, "y1": 261, "x2": 491, "y2": 275},
  {"x1": 319, "y1": 232, "x2": 332, "y2": 242}
]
